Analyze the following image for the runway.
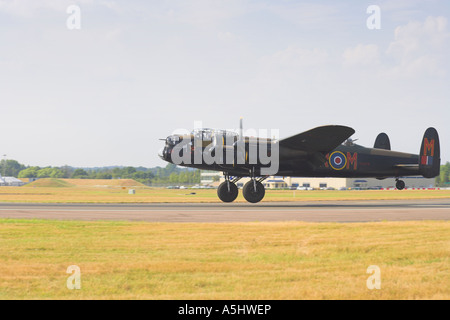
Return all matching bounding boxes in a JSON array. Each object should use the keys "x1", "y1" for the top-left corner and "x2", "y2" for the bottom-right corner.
[{"x1": 0, "y1": 199, "x2": 449, "y2": 223}]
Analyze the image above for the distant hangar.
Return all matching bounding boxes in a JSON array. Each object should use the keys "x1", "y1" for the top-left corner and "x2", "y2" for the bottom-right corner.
[
  {"x1": 205, "y1": 171, "x2": 435, "y2": 190},
  {"x1": 0, "y1": 175, "x2": 25, "y2": 187}
]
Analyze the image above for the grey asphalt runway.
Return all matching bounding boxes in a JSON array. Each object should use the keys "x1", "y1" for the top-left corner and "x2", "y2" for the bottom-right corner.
[{"x1": 0, "y1": 199, "x2": 449, "y2": 223}]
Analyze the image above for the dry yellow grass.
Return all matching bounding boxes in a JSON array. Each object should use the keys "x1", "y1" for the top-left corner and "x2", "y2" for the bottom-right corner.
[
  {"x1": 0, "y1": 184, "x2": 449, "y2": 203},
  {"x1": 0, "y1": 220, "x2": 448, "y2": 299},
  {"x1": 23, "y1": 178, "x2": 145, "y2": 188},
  {"x1": 62, "y1": 179, "x2": 146, "y2": 187}
]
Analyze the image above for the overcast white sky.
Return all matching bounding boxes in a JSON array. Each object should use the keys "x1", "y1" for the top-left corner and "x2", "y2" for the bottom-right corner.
[{"x1": 0, "y1": 0, "x2": 449, "y2": 167}]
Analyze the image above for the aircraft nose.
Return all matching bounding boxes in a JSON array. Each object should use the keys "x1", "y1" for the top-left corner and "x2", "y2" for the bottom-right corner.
[{"x1": 158, "y1": 148, "x2": 165, "y2": 160}]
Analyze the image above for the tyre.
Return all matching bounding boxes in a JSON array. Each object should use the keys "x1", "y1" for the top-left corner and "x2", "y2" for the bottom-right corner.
[
  {"x1": 396, "y1": 180, "x2": 406, "y2": 190},
  {"x1": 242, "y1": 180, "x2": 265, "y2": 203},
  {"x1": 217, "y1": 182, "x2": 239, "y2": 203}
]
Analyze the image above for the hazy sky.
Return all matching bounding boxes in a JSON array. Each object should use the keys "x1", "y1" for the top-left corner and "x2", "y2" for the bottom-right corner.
[{"x1": 1, "y1": 0, "x2": 449, "y2": 167}]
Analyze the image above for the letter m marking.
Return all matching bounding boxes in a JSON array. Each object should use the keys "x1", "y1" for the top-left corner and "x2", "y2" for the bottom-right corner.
[
  {"x1": 346, "y1": 152, "x2": 358, "y2": 170},
  {"x1": 423, "y1": 139, "x2": 435, "y2": 156}
]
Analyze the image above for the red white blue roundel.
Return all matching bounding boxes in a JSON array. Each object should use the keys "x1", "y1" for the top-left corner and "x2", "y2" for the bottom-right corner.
[{"x1": 329, "y1": 151, "x2": 347, "y2": 170}]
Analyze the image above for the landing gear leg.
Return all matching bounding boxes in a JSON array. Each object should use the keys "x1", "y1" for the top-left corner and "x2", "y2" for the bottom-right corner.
[
  {"x1": 217, "y1": 173, "x2": 238, "y2": 203},
  {"x1": 396, "y1": 178, "x2": 405, "y2": 190},
  {"x1": 242, "y1": 168, "x2": 266, "y2": 203}
]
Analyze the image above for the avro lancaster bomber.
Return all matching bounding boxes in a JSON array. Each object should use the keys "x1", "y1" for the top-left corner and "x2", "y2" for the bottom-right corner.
[{"x1": 159, "y1": 124, "x2": 440, "y2": 203}]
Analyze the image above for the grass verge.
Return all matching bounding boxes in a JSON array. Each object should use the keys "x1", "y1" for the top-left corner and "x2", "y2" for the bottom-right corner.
[
  {"x1": 0, "y1": 219, "x2": 448, "y2": 299},
  {"x1": 0, "y1": 187, "x2": 449, "y2": 203}
]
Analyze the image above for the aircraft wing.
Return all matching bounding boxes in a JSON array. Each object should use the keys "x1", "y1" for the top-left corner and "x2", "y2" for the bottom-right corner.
[{"x1": 279, "y1": 125, "x2": 355, "y2": 153}]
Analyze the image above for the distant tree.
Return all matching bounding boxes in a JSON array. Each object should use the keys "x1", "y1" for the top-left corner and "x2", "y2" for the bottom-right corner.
[
  {"x1": 123, "y1": 167, "x2": 137, "y2": 177},
  {"x1": 16, "y1": 162, "x2": 200, "y2": 186},
  {"x1": 18, "y1": 166, "x2": 41, "y2": 178},
  {"x1": 132, "y1": 171, "x2": 153, "y2": 185},
  {"x1": 95, "y1": 172, "x2": 113, "y2": 179},
  {"x1": 169, "y1": 172, "x2": 178, "y2": 184},
  {"x1": 438, "y1": 162, "x2": 450, "y2": 186},
  {"x1": 60, "y1": 165, "x2": 74, "y2": 178},
  {"x1": 36, "y1": 167, "x2": 64, "y2": 178},
  {"x1": 49, "y1": 168, "x2": 64, "y2": 178},
  {"x1": 72, "y1": 168, "x2": 89, "y2": 179},
  {"x1": 165, "y1": 163, "x2": 178, "y2": 175},
  {"x1": 111, "y1": 167, "x2": 123, "y2": 179},
  {"x1": 36, "y1": 168, "x2": 51, "y2": 178},
  {"x1": 0, "y1": 159, "x2": 26, "y2": 177}
]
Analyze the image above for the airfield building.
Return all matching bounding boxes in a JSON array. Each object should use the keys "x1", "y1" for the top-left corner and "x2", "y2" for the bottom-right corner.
[
  {"x1": 0, "y1": 175, "x2": 25, "y2": 187},
  {"x1": 200, "y1": 171, "x2": 222, "y2": 186},
  {"x1": 219, "y1": 175, "x2": 436, "y2": 190}
]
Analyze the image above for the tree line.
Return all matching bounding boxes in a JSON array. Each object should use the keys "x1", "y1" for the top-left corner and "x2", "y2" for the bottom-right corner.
[
  {"x1": 1, "y1": 159, "x2": 449, "y2": 187},
  {"x1": 0, "y1": 160, "x2": 200, "y2": 186},
  {"x1": 436, "y1": 162, "x2": 450, "y2": 187}
]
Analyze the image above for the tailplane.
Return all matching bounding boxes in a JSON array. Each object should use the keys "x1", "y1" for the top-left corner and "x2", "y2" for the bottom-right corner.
[{"x1": 419, "y1": 127, "x2": 440, "y2": 178}]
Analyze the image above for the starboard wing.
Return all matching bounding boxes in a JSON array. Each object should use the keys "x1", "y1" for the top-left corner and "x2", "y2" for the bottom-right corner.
[{"x1": 279, "y1": 125, "x2": 355, "y2": 153}]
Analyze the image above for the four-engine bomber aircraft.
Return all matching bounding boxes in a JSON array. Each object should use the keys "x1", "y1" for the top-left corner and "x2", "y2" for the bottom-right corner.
[{"x1": 159, "y1": 124, "x2": 440, "y2": 203}]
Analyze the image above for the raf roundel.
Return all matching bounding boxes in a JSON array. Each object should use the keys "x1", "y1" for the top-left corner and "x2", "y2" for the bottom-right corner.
[{"x1": 329, "y1": 151, "x2": 347, "y2": 170}]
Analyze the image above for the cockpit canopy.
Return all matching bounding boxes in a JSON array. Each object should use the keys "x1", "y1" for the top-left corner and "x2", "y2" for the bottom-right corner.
[{"x1": 191, "y1": 128, "x2": 239, "y2": 143}]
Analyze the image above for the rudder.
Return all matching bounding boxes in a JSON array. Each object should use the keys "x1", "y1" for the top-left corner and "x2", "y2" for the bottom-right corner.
[{"x1": 419, "y1": 127, "x2": 440, "y2": 178}]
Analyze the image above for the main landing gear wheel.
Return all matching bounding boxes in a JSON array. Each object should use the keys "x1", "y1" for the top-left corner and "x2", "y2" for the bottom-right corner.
[
  {"x1": 396, "y1": 179, "x2": 406, "y2": 190},
  {"x1": 242, "y1": 180, "x2": 265, "y2": 203},
  {"x1": 217, "y1": 181, "x2": 238, "y2": 203}
]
